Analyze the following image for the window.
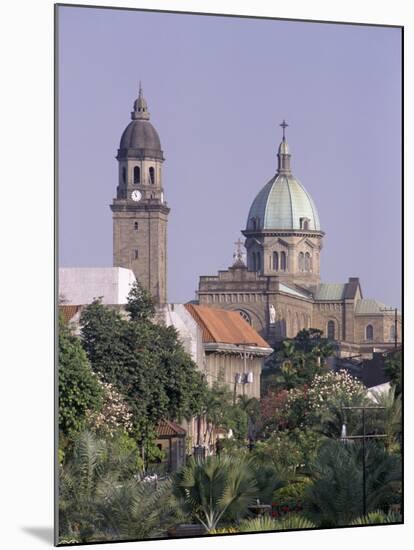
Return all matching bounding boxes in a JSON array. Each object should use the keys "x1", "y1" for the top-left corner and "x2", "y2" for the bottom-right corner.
[
  {"x1": 238, "y1": 310, "x2": 251, "y2": 325},
  {"x1": 133, "y1": 166, "x2": 140, "y2": 184},
  {"x1": 327, "y1": 320, "x2": 335, "y2": 340},
  {"x1": 134, "y1": 222, "x2": 138, "y2": 230},
  {"x1": 149, "y1": 166, "x2": 155, "y2": 184},
  {"x1": 134, "y1": 249, "x2": 139, "y2": 260},
  {"x1": 280, "y1": 251, "x2": 287, "y2": 271},
  {"x1": 273, "y1": 251, "x2": 279, "y2": 271},
  {"x1": 122, "y1": 166, "x2": 126, "y2": 184},
  {"x1": 298, "y1": 252, "x2": 304, "y2": 271},
  {"x1": 366, "y1": 324, "x2": 374, "y2": 341},
  {"x1": 257, "y1": 251, "x2": 261, "y2": 271},
  {"x1": 305, "y1": 252, "x2": 311, "y2": 272},
  {"x1": 390, "y1": 324, "x2": 396, "y2": 342},
  {"x1": 251, "y1": 218, "x2": 257, "y2": 230}
]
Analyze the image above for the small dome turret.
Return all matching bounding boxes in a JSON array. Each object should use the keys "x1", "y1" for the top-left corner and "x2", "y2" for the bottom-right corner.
[{"x1": 117, "y1": 84, "x2": 163, "y2": 160}]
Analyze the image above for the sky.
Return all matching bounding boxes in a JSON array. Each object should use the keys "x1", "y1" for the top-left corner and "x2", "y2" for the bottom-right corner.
[{"x1": 58, "y1": 6, "x2": 402, "y2": 308}]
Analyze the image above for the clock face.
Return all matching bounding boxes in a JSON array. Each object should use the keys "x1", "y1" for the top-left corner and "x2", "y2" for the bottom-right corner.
[{"x1": 131, "y1": 190, "x2": 142, "y2": 202}]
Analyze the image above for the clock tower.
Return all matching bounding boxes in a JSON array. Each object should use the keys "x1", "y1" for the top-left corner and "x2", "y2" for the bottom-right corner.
[{"x1": 110, "y1": 85, "x2": 169, "y2": 303}]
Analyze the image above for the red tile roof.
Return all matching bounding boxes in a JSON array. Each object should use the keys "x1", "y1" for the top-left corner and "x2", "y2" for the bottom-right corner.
[
  {"x1": 156, "y1": 419, "x2": 186, "y2": 438},
  {"x1": 185, "y1": 304, "x2": 270, "y2": 348},
  {"x1": 59, "y1": 305, "x2": 82, "y2": 324}
]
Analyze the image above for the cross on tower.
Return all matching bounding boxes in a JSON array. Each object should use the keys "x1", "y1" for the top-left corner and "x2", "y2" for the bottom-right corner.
[
  {"x1": 280, "y1": 119, "x2": 288, "y2": 140},
  {"x1": 233, "y1": 238, "x2": 245, "y2": 263}
]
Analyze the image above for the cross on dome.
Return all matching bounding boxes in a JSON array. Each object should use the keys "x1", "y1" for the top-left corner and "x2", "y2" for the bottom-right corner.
[{"x1": 280, "y1": 119, "x2": 288, "y2": 140}]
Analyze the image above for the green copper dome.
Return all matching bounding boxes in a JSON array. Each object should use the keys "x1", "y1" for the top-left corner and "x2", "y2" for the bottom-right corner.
[
  {"x1": 246, "y1": 173, "x2": 321, "y2": 231},
  {"x1": 246, "y1": 129, "x2": 321, "y2": 232}
]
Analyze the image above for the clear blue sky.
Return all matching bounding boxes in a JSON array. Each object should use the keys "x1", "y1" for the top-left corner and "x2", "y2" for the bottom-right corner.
[{"x1": 58, "y1": 6, "x2": 402, "y2": 308}]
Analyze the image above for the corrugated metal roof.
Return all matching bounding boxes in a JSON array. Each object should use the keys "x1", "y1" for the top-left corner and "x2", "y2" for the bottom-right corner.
[
  {"x1": 355, "y1": 299, "x2": 400, "y2": 315},
  {"x1": 185, "y1": 304, "x2": 270, "y2": 348},
  {"x1": 279, "y1": 283, "x2": 310, "y2": 300},
  {"x1": 156, "y1": 419, "x2": 186, "y2": 438},
  {"x1": 314, "y1": 283, "x2": 347, "y2": 301}
]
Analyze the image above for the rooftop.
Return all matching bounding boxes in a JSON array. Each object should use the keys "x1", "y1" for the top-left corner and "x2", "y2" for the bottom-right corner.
[{"x1": 185, "y1": 304, "x2": 270, "y2": 348}]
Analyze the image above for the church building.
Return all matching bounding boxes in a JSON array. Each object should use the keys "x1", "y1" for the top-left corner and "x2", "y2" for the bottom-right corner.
[
  {"x1": 197, "y1": 122, "x2": 401, "y2": 357},
  {"x1": 109, "y1": 87, "x2": 401, "y2": 359}
]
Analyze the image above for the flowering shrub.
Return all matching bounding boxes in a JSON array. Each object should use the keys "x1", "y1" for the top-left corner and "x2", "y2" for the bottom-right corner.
[
  {"x1": 272, "y1": 478, "x2": 312, "y2": 517},
  {"x1": 284, "y1": 370, "x2": 367, "y2": 431},
  {"x1": 87, "y1": 379, "x2": 133, "y2": 437}
]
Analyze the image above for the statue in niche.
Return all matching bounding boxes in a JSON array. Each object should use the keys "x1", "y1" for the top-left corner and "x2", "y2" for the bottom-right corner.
[{"x1": 269, "y1": 304, "x2": 276, "y2": 324}]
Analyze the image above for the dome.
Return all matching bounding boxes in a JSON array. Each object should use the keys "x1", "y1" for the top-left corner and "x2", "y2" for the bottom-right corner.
[
  {"x1": 119, "y1": 119, "x2": 162, "y2": 151},
  {"x1": 246, "y1": 173, "x2": 321, "y2": 231},
  {"x1": 117, "y1": 84, "x2": 164, "y2": 160}
]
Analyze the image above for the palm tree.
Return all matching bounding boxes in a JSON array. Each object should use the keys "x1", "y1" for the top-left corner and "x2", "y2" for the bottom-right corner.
[
  {"x1": 59, "y1": 431, "x2": 182, "y2": 543},
  {"x1": 173, "y1": 455, "x2": 258, "y2": 531},
  {"x1": 368, "y1": 386, "x2": 402, "y2": 453},
  {"x1": 303, "y1": 439, "x2": 401, "y2": 527}
]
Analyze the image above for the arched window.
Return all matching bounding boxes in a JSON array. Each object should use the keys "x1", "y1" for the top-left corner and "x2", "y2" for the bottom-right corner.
[
  {"x1": 133, "y1": 166, "x2": 140, "y2": 184},
  {"x1": 251, "y1": 252, "x2": 256, "y2": 271},
  {"x1": 257, "y1": 251, "x2": 261, "y2": 272},
  {"x1": 237, "y1": 310, "x2": 251, "y2": 325},
  {"x1": 134, "y1": 249, "x2": 139, "y2": 260},
  {"x1": 122, "y1": 166, "x2": 126, "y2": 184},
  {"x1": 134, "y1": 222, "x2": 138, "y2": 231},
  {"x1": 366, "y1": 324, "x2": 374, "y2": 341},
  {"x1": 305, "y1": 252, "x2": 311, "y2": 272},
  {"x1": 149, "y1": 166, "x2": 155, "y2": 184},
  {"x1": 280, "y1": 251, "x2": 287, "y2": 271},
  {"x1": 273, "y1": 251, "x2": 279, "y2": 271},
  {"x1": 327, "y1": 320, "x2": 335, "y2": 340},
  {"x1": 390, "y1": 324, "x2": 396, "y2": 342},
  {"x1": 298, "y1": 252, "x2": 304, "y2": 271}
]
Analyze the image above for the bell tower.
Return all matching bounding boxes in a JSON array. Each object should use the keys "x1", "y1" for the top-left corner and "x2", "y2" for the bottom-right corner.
[{"x1": 110, "y1": 84, "x2": 169, "y2": 303}]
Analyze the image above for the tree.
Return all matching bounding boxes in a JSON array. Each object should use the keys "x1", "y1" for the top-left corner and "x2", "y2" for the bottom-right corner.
[
  {"x1": 173, "y1": 455, "x2": 258, "y2": 531},
  {"x1": 303, "y1": 439, "x2": 401, "y2": 527},
  {"x1": 59, "y1": 430, "x2": 179, "y2": 543},
  {"x1": 384, "y1": 350, "x2": 402, "y2": 396},
  {"x1": 80, "y1": 293, "x2": 208, "y2": 446},
  {"x1": 262, "y1": 329, "x2": 334, "y2": 393},
  {"x1": 125, "y1": 281, "x2": 155, "y2": 322},
  {"x1": 58, "y1": 314, "x2": 103, "y2": 440}
]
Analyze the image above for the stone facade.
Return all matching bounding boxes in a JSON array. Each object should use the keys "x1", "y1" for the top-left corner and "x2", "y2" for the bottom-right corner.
[
  {"x1": 198, "y1": 127, "x2": 401, "y2": 357},
  {"x1": 111, "y1": 86, "x2": 169, "y2": 303}
]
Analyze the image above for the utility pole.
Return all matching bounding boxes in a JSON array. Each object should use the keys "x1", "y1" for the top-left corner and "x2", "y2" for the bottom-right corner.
[
  {"x1": 341, "y1": 405, "x2": 387, "y2": 516},
  {"x1": 380, "y1": 307, "x2": 399, "y2": 349}
]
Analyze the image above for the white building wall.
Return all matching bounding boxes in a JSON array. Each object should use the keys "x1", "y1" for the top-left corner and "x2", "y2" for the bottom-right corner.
[
  {"x1": 161, "y1": 304, "x2": 204, "y2": 369},
  {"x1": 59, "y1": 267, "x2": 136, "y2": 305}
]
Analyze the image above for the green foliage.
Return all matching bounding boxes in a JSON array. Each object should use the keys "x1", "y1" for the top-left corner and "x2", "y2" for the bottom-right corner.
[
  {"x1": 350, "y1": 509, "x2": 402, "y2": 525},
  {"x1": 80, "y1": 295, "x2": 208, "y2": 444},
  {"x1": 59, "y1": 430, "x2": 178, "y2": 543},
  {"x1": 125, "y1": 280, "x2": 155, "y2": 322},
  {"x1": 284, "y1": 370, "x2": 368, "y2": 436},
  {"x1": 263, "y1": 329, "x2": 334, "y2": 393},
  {"x1": 303, "y1": 439, "x2": 402, "y2": 527},
  {"x1": 384, "y1": 350, "x2": 402, "y2": 396},
  {"x1": 58, "y1": 315, "x2": 103, "y2": 439},
  {"x1": 173, "y1": 455, "x2": 258, "y2": 531},
  {"x1": 368, "y1": 385, "x2": 402, "y2": 453},
  {"x1": 238, "y1": 514, "x2": 315, "y2": 532},
  {"x1": 252, "y1": 429, "x2": 324, "y2": 479}
]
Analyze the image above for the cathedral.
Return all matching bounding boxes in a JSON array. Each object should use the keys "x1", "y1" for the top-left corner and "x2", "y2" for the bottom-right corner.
[{"x1": 111, "y1": 88, "x2": 401, "y2": 358}]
